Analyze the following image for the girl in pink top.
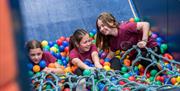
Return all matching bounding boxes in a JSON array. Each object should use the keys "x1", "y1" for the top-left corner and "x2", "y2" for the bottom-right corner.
[
  {"x1": 69, "y1": 29, "x2": 102, "y2": 75},
  {"x1": 96, "y1": 12, "x2": 160, "y2": 71},
  {"x1": 26, "y1": 40, "x2": 64, "y2": 74}
]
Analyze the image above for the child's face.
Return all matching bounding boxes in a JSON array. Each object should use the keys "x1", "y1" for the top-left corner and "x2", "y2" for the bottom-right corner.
[
  {"x1": 79, "y1": 34, "x2": 92, "y2": 52},
  {"x1": 29, "y1": 48, "x2": 43, "y2": 64},
  {"x1": 97, "y1": 19, "x2": 112, "y2": 36}
]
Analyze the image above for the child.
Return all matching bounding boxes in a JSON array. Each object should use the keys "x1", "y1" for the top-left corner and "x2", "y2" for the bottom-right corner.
[
  {"x1": 69, "y1": 29, "x2": 102, "y2": 75},
  {"x1": 26, "y1": 40, "x2": 64, "y2": 74},
  {"x1": 96, "y1": 12, "x2": 160, "y2": 71}
]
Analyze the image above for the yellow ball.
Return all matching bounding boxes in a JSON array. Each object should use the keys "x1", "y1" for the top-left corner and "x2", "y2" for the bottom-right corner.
[
  {"x1": 41, "y1": 40, "x2": 48, "y2": 47},
  {"x1": 33, "y1": 65, "x2": 40, "y2": 72},
  {"x1": 50, "y1": 47, "x2": 57, "y2": 53},
  {"x1": 176, "y1": 76, "x2": 180, "y2": 82},
  {"x1": 103, "y1": 65, "x2": 111, "y2": 71},
  {"x1": 115, "y1": 50, "x2": 120, "y2": 55},
  {"x1": 138, "y1": 64, "x2": 143, "y2": 69},
  {"x1": 115, "y1": 55, "x2": 121, "y2": 59}
]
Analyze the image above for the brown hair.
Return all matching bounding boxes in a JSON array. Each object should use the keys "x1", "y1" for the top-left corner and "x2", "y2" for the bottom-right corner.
[
  {"x1": 96, "y1": 12, "x2": 118, "y2": 50},
  {"x1": 26, "y1": 40, "x2": 42, "y2": 52},
  {"x1": 69, "y1": 29, "x2": 88, "y2": 51}
]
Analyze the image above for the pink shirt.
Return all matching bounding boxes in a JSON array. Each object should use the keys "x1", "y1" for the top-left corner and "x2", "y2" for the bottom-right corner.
[
  {"x1": 69, "y1": 44, "x2": 97, "y2": 63},
  {"x1": 109, "y1": 21, "x2": 157, "y2": 52},
  {"x1": 41, "y1": 52, "x2": 56, "y2": 65}
]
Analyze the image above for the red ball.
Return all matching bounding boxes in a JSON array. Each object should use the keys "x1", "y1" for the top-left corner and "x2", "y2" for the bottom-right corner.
[
  {"x1": 159, "y1": 76, "x2": 164, "y2": 82},
  {"x1": 64, "y1": 47, "x2": 69, "y2": 52},
  {"x1": 66, "y1": 37, "x2": 70, "y2": 42},
  {"x1": 156, "y1": 76, "x2": 161, "y2": 81},
  {"x1": 59, "y1": 36, "x2": 65, "y2": 41},
  {"x1": 128, "y1": 76, "x2": 135, "y2": 81},
  {"x1": 57, "y1": 39, "x2": 62, "y2": 46},
  {"x1": 63, "y1": 88, "x2": 70, "y2": 91},
  {"x1": 146, "y1": 72, "x2": 150, "y2": 78},
  {"x1": 119, "y1": 81, "x2": 125, "y2": 85}
]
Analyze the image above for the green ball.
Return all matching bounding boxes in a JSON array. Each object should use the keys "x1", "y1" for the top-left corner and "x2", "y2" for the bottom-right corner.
[
  {"x1": 134, "y1": 66, "x2": 139, "y2": 71},
  {"x1": 53, "y1": 44, "x2": 59, "y2": 49},
  {"x1": 28, "y1": 71, "x2": 34, "y2": 77},
  {"x1": 121, "y1": 66, "x2": 128, "y2": 72},
  {"x1": 83, "y1": 69, "x2": 91, "y2": 76},
  {"x1": 46, "y1": 85, "x2": 52, "y2": 89},
  {"x1": 123, "y1": 73, "x2": 130, "y2": 78},
  {"x1": 150, "y1": 70, "x2": 157, "y2": 76},
  {"x1": 155, "y1": 80, "x2": 162, "y2": 85},
  {"x1": 43, "y1": 45, "x2": 50, "y2": 51},
  {"x1": 160, "y1": 44, "x2": 168, "y2": 53},
  {"x1": 149, "y1": 77, "x2": 154, "y2": 82},
  {"x1": 134, "y1": 17, "x2": 140, "y2": 22},
  {"x1": 66, "y1": 57, "x2": 69, "y2": 62},
  {"x1": 89, "y1": 32, "x2": 94, "y2": 37},
  {"x1": 92, "y1": 40, "x2": 96, "y2": 44},
  {"x1": 57, "y1": 59, "x2": 62, "y2": 65},
  {"x1": 35, "y1": 72, "x2": 41, "y2": 76}
]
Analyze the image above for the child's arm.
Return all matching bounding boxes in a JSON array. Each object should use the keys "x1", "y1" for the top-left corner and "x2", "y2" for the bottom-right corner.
[
  {"x1": 91, "y1": 51, "x2": 102, "y2": 68},
  {"x1": 106, "y1": 50, "x2": 115, "y2": 60},
  {"x1": 71, "y1": 58, "x2": 92, "y2": 70},
  {"x1": 43, "y1": 62, "x2": 65, "y2": 74},
  {"x1": 136, "y1": 22, "x2": 150, "y2": 48}
]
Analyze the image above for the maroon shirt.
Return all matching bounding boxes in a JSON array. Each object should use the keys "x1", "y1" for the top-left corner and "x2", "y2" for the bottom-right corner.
[
  {"x1": 69, "y1": 44, "x2": 97, "y2": 63},
  {"x1": 41, "y1": 52, "x2": 56, "y2": 66},
  {"x1": 109, "y1": 21, "x2": 157, "y2": 52}
]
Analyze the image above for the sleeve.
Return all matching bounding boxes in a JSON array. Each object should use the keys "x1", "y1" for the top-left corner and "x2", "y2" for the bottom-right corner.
[
  {"x1": 45, "y1": 52, "x2": 56, "y2": 63},
  {"x1": 121, "y1": 21, "x2": 138, "y2": 33},
  {"x1": 69, "y1": 49, "x2": 79, "y2": 60},
  {"x1": 91, "y1": 44, "x2": 98, "y2": 52}
]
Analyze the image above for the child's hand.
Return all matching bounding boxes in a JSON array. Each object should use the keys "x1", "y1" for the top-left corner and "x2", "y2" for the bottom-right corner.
[
  {"x1": 42, "y1": 67, "x2": 52, "y2": 73},
  {"x1": 137, "y1": 41, "x2": 147, "y2": 48},
  {"x1": 95, "y1": 63, "x2": 103, "y2": 69}
]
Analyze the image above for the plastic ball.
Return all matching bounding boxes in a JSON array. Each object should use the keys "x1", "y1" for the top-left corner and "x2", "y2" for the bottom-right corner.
[
  {"x1": 83, "y1": 69, "x2": 91, "y2": 76},
  {"x1": 129, "y1": 18, "x2": 134, "y2": 22},
  {"x1": 123, "y1": 73, "x2": 130, "y2": 78},
  {"x1": 89, "y1": 32, "x2": 94, "y2": 37},
  {"x1": 176, "y1": 76, "x2": 180, "y2": 82},
  {"x1": 166, "y1": 64, "x2": 172, "y2": 70},
  {"x1": 62, "y1": 41, "x2": 69, "y2": 47},
  {"x1": 134, "y1": 17, "x2": 140, "y2": 22},
  {"x1": 99, "y1": 59, "x2": 105, "y2": 65},
  {"x1": 98, "y1": 83, "x2": 105, "y2": 90},
  {"x1": 64, "y1": 67, "x2": 72, "y2": 73},
  {"x1": 33, "y1": 65, "x2": 40, "y2": 72},
  {"x1": 119, "y1": 81, "x2": 126, "y2": 85},
  {"x1": 50, "y1": 47, "x2": 57, "y2": 53},
  {"x1": 59, "y1": 45, "x2": 65, "y2": 52},
  {"x1": 128, "y1": 76, "x2": 135, "y2": 81},
  {"x1": 163, "y1": 53, "x2": 173, "y2": 60},
  {"x1": 61, "y1": 52, "x2": 66, "y2": 57},
  {"x1": 57, "y1": 39, "x2": 63, "y2": 46},
  {"x1": 27, "y1": 63, "x2": 33, "y2": 70},
  {"x1": 156, "y1": 37, "x2": 163, "y2": 43},
  {"x1": 171, "y1": 77, "x2": 177, "y2": 84},
  {"x1": 43, "y1": 45, "x2": 50, "y2": 51},
  {"x1": 121, "y1": 66, "x2": 128, "y2": 72},
  {"x1": 103, "y1": 65, "x2": 111, "y2": 71},
  {"x1": 151, "y1": 33, "x2": 158, "y2": 39},
  {"x1": 91, "y1": 29, "x2": 97, "y2": 35},
  {"x1": 103, "y1": 62, "x2": 110, "y2": 66},
  {"x1": 155, "y1": 80, "x2": 162, "y2": 85},
  {"x1": 57, "y1": 59, "x2": 62, "y2": 65},
  {"x1": 48, "y1": 63, "x2": 56, "y2": 68},
  {"x1": 39, "y1": 60, "x2": 46, "y2": 68},
  {"x1": 149, "y1": 77, "x2": 154, "y2": 82},
  {"x1": 150, "y1": 70, "x2": 157, "y2": 76},
  {"x1": 100, "y1": 52, "x2": 107, "y2": 59},
  {"x1": 62, "y1": 60, "x2": 68, "y2": 66},
  {"x1": 55, "y1": 53, "x2": 61, "y2": 59},
  {"x1": 124, "y1": 59, "x2": 131, "y2": 66},
  {"x1": 28, "y1": 71, "x2": 34, "y2": 76},
  {"x1": 41, "y1": 40, "x2": 48, "y2": 47},
  {"x1": 59, "y1": 36, "x2": 65, "y2": 41},
  {"x1": 104, "y1": 58, "x2": 110, "y2": 62},
  {"x1": 48, "y1": 41, "x2": 54, "y2": 47},
  {"x1": 64, "y1": 47, "x2": 69, "y2": 53}
]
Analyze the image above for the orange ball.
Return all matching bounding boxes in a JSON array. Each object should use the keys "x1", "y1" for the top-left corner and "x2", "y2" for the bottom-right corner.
[
  {"x1": 171, "y1": 77, "x2": 177, "y2": 85},
  {"x1": 33, "y1": 65, "x2": 40, "y2": 72},
  {"x1": 129, "y1": 18, "x2": 135, "y2": 22},
  {"x1": 48, "y1": 63, "x2": 56, "y2": 68},
  {"x1": 64, "y1": 67, "x2": 72, "y2": 73},
  {"x1": 71, "y1": 66, "x2": 78, "y2": 72},
  {"x1": 61, "y1": 52, "x2": 66, "y2": 57},
  {"x1": 103, "y1": 62, "x2": 111, "y2": 66},
  {"x1": 124, "y1": 59, "x2": 131, "y2": 66},
  {"x1": 99, "y1": 59, "x2": 105, "y2": 65}
]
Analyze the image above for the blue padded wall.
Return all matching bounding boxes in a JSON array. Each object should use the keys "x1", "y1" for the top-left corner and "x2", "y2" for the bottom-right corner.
[{"x1": 20, "y1": 0, "x2": 133, "y2": 41}]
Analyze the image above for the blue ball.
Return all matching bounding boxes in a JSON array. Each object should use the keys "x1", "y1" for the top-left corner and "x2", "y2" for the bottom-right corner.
[
  {"x1": 48, "y1": 41, "x2": 54, "y2": 47},
  {"x1": 156, "y1": 37, "x2": 163, "y2": 43},
  {"x1": 62, "y1": 41, "x2": 69, "y2": 47},
  {"x1": 59, "y1": 45, "x2": 65, "y2": 52},
  {"x1": 50, "y1": 51, "x2": 56, "y2": 57},
  {"x1": 91, "y1": 29, "x2": 97, "y2": 35},
  {"x1": 27, "y1": 63, "x2": 33, "y2": 70},
  {"x1": 39, "y1": 60, "x2": 46, "y2": 68},
  {"x1": 62, "y1": 60, "x2": 67, "y2": 66},
  {"x1": 61, "y1": 56, "x2": 66, "y2": 60},
  {"x1": 55, "y1": 53, "x2": 61, "y2": 59}
]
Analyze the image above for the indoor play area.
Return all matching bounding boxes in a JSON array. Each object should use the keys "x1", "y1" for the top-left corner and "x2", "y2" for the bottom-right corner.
[{"x1": 0, "y1": 0, "x2": 180, "y2": 91}]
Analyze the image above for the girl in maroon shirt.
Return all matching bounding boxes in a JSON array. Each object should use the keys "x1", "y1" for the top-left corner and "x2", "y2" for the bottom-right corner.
[
  {"x1": 96, "y1": 12, "x2": 160, "y2": 71},
  {"x1": 69, "y1": 29, "x2": 102, "y2": 75},
  {"x1": 26, "y1": 40, "x2": 64, "y2": 74}
]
